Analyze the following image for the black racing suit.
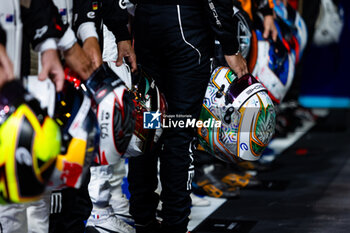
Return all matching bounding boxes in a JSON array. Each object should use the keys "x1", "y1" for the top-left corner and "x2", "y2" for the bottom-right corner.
[
  {"x1": 21, "y1": 0, "x2": 68, "y2": 48},
  {"x1": 92, "y1": 0, "x2": 131, "y2": 50},
  {"x1": 20, "y1": 0, "x2": 69, "y2": 76},
  {"x1": 127, "y1": 0, "x2": 239, "y2": 232},
  {"x1": 49, "y1": 173, "x2": 92, "y2": 233},
  {"x1": 0, "y1": 25, "x2": 6, "y2": 46}
]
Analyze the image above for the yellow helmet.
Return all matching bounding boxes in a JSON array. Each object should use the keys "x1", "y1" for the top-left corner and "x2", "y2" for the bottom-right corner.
[{"x1": 0, "y1": 81, "x2": 61, "y2": 204}]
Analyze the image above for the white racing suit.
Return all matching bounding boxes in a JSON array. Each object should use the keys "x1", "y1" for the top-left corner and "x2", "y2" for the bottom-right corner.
[
  {"x1": 0, "y1": 192, "x2": 51, "y2": 233},
  {"x1": 87, "y1": 24, "x2": 133, "y2": 226}
]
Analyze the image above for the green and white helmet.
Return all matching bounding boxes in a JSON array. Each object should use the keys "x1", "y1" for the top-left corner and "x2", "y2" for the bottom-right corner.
[{"x1": 197, "y1": 67, "x2": 276, "y2": 162}]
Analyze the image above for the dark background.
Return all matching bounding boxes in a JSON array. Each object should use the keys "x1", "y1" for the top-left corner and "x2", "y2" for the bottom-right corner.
[{"x1": 300, "y1": 0, "x2": 350, "y2": 107}]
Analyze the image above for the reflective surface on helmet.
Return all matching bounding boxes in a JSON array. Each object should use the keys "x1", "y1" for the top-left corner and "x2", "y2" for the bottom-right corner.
[
  {"x1": 198, "y1": 67, "x2": 276, "y2": 163},
  {"x1": 233, "y1": 7, "x2": 252, "y2": 59},
  {"x1": 125, "y1": 67, "x2": 167, "y2": 157},
  {"x1": 0, "y1": 81, "x2": 61, "y2": 203},
  {"x1": 85, "y1": 63, "x2": 135, "y2": 164},
  {"x1": 226, "y1": 74, "x2": 260, "y2": 104}
]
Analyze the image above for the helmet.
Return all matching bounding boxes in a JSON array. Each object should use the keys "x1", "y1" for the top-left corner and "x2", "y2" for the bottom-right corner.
[
  {"x1": 85, "y1": 63, "x2": 135, "y2": 164},
  {"x1": 233, "y1": 6, "x2": 253, "y2": 59},
  {"x1": 49, "y1": 81, "x2": 99, "y2": 189},
  {"x1": 273, "y1": 2, "x2": 308, "y2": 63},
  {"x1": 273, "y1": 0, "x2": 288, "y2": 21},
  {"x1": 0, "y1": 81, "x2": 61, "y2": 204},
  {"x1": 125, "y1": 67, "x2": 167, "y2": 157},
  {"x1": 197, "y1": 67, "x2": 276, "y2": 162},
  {"x1": 292, "y1": 9, "x2": 308, "y2": 57},
  {"x1": 104, "y1": 61, "x2": 132, "y2": 90},
  {"x1": 274, "y1": 17, "x2": 295, "y2": 54},
  {"x1": 250, "y1": 29, "x2": 295, "y2": 103},
  {"x1": 214, "y1": 6, "x2": 253, "y2": 66}
]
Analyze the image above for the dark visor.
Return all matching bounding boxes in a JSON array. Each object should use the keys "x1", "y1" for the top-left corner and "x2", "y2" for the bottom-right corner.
[
  {"x1": 85, "y1": 63, "x2": 123, "y2": 97},
  {"x1": 86, "y1": 65, "x2": 111, "y2": 94},
  {"x1": 225, "y1": 74, "x2": 260, "y2": 104}
]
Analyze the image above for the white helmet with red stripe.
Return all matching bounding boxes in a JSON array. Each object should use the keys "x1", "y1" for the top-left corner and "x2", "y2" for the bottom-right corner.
[
  {"x1": 249, "y1": 29, "x2": 295, "y2": 104},
  {"x1": 85, "y1": 63, "x2": 135, "y2": 165}
]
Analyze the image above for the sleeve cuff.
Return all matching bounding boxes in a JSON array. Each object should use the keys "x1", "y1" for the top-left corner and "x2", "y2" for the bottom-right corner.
[
  {"x1": 57, "y1": 28, "x2": 77, "y2": 51},
  {"x1": 77, "y1": 22, "x2": 99, "y2": 43},
  {"x1": 0, "y1": 29, "x2": 6, "y2": 46},
  {"x1": 34, "y1": 38, "x2": 57, "y2": 53},
  {"x1": 220, "y1": 38, "x2": 240, "y2": 55},
  {"x1": 112, "y1": 25, "x2": 131, "y2": 43},
  {"x1": 261, "y1": 8, "x2": 273, "y2": 16}
]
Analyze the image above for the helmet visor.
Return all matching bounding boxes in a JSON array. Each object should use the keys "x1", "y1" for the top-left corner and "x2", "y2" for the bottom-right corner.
[
  {"x1": 225, "y1": 74, "x2": 260, "y2": 104},
  {"x1": 85, "y1": 64, "x2": 124, "y2": 98}
]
